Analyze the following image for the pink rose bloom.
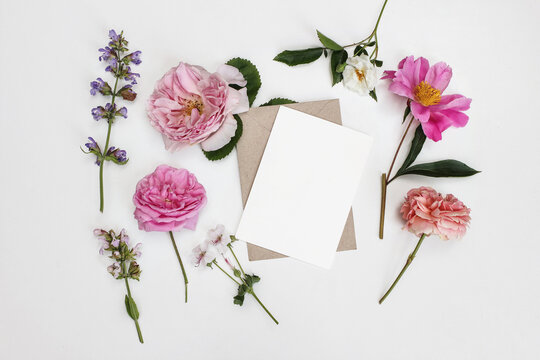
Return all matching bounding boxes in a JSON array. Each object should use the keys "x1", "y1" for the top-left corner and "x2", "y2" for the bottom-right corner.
[
  {"x1": 147, "y1": 62, "x2": 249, "y2": 152},
  {"x1": 381, "y1": 56, "x2": 472, "y2": 142},
  {"x1": 133, "y1": 165, "x2": 207, "y2": 232},
  {"x1": 400, "y1": 186, "x2": 471, "y2": 240}
]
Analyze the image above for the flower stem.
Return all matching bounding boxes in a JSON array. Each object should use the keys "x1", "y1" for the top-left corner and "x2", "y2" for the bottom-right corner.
[
  {"x1": 343, "y1": 0, "x2": 389, "y2": 52},
  {"x1": 98, "y1": 72, "x2": 120, "y2": 213},
  {"x1": 123, "y1": 264, "x2": 143, "y2": 343},
  {"x1": 227, "y1": 244, "x2": 245, "y2": 277},
  {"x1": 249, "y1": 290, "x2": 279, "y2": 325},
  {"x1": 169, "y1": 231, "x2": 188, "y2": 303},
  {"x1": 213, "y1": 261, "x2": 241, "y2": 285},
  {"x1": 378, "y1": 115, "x2": 414, "y2": 239},
  {"x1": 379, "y1": 233, "x2": 426, "y2": 304}
]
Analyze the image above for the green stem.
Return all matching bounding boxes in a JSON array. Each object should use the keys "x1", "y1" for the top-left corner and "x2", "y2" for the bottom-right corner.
[
  {"x1": 343, "y1": 0, "x2": 389, "y2": 49},
  {"x1": 169, "y1": 231, "x2": 188, "y2": 303},
  {"x1": 98, "y1": 71, "x2": 120, "y2": 213},
  {"x1": 123, "y1": 263, "x2": 144, "y2": 343},
  {"x1": 379, "y1": 233, "x2": 426, "y2": 304},
  {"x1": 227, "y1": 244, "x2": 245, "y2": 276},
  {"x1": 249, "y1": 290, "x2": 279, "y2": 325},
  {"x1": 213, "y1": 261, "x2": 241, "y2": 285}
]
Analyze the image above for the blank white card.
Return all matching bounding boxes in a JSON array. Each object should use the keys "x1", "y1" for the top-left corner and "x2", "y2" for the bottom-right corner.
[{"x1": 236, "y1": 106, "x2": 372, "y2": 269}]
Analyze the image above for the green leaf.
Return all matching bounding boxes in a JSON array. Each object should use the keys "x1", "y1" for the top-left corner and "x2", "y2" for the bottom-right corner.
[
  {"x1": 316, "y1": 30, "x2": 343, "y2": 50},
  {"x1": 274, "y1": 48, "x2": 324, "y2": 66},
  {"x1": 353, "y1": 45, "x2": 368, "y2": 56},
  {"x1": 394, "y1": 125, "x2": 426, "y2": 178},
  {"x1": 251, "y1": 274, "x2": 260, "y2": 283},
  {"x1": 369, "y1": 89, "x2": 378, "y2": 102},
  {"x1": 330, "y1": 50, "x2": 348, "y2": 85},
  {"x1": 371, "y1": 59, "x2": 383, "y2": 67},
  {"x1": 323, "y1": 49, "x2": 328, "y2": 58},
  {"x1": 336, "y1": 62, "x2": 346, "y2": 73},
  {"x1": 365, "y1": 41, "x2": 376, "y2": 47},
  {"x1": 402, "y1": 104, "x2": 411, "y2": 123},
  {"x1": 233, "y1": 294, "x2": 245, "y2": 306},
  {"x1": 124, "y1": 295, "x2": 139, "y2": 320},
  {"x1": 398, "y1": 160, "x2": 480, "y2": 178},
  {"x1": 260, "y1": 98, "x2": 297, "y2": 107},
  {"x1": 202, "y1": 114, "x2": 243, "y2": 161},
  {"x1": 226, "y1": 58, "x2": 261, "y2": 106}
]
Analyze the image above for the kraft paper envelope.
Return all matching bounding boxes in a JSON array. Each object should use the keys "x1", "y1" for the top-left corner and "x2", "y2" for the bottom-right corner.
[{"x1": 236, "y1": 99, "x2": 357, "y2": 262}]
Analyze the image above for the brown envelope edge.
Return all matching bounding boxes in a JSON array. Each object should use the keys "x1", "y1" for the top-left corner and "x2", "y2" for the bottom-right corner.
[{"x1": 236, "y1": 99, "x2": 357, "y2": 261}]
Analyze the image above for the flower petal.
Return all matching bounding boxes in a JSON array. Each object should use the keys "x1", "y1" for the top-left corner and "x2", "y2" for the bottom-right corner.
[
  {"x1": 425, "y1": 62, "x2": 452, "y2": 92},
  {"x1": 200, "y1": 114, "x2": 238, "y2": 151},
  {"x1": 216, "y1": 64, "x2": 247, "y2": 87},
  {"x1": 410, "y1": 101, "x2": 431, "y2": 123},
  {"x1": 420, "y1": 120, "x2": 443, "y2": 142}
]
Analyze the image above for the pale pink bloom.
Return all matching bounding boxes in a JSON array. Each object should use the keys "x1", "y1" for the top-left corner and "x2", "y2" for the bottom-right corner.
[
  {"x1": 382, "y1": 56, "x2": 471, "y2": 142},
  {"x1": 133, "y1": 165, "x2": 207, "y2": 232},
  {"x1": 206, "y1": 224, "x2": 230, "y2": 254},
  {"x1": 191, "y1": 242, "x2": 217, "y2": 267},
  {"x1": 401, "y1": 187, "x2": 471, "y2": 240},
  {"x1": 147, "y1": 62, "x2": 249, "y2": 152},
  {"x1": 118, "y1": 229, "x2": 130, "y2": 244},
  {"x1": 107, "y1": 262, "x2": 121, "y2": 278},
  {"x1": 131, "y1": 243, "x2": 142, "y2": 258}
]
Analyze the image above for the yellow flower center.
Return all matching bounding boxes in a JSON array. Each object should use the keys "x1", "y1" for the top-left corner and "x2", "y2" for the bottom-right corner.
[
  {"x1": 414, "y1": 81, "x2": 441, "y2": 106},
  {"x1": 182, "y1": 98, "x2": 204, "y2": 115},
  {"x1": 355, "y1": 69, "x2": 365, "y2": 82}
]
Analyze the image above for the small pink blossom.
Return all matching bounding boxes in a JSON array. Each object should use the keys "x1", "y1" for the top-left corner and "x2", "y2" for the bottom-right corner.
[
  {"x1": 107, "y1": 262, "x2": 121, "y2": 278},
  {"x1": 401, "y1": 187, "x2": 471, "y2": 240},
  {"x1": 133, "y1": 165, "x2": 207, "y2": 232},
  {"x1": 382, "y1": 56, "x2": 471, "y2": 142},
  {"x1": 206, "y1": 224, "x2": 231, "y2": 254},
  {"x1": 192, "y1": 242, "x2": 217, "y2": 267},
  {"x1": 146, "y1": 62, "x2": 249, "y2": 152}
]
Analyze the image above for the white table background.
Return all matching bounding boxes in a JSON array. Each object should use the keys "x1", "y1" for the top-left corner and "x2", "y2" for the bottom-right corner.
[{"x1": 1, "y1": 0, "x2": 539, "y2": 359}]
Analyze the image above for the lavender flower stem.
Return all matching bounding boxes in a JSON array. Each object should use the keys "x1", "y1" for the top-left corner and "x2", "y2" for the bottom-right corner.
[
  {"x1": 122, "y1": 262, "x2": 143, "y2": 343},
  {"x1": 379, "y1": 233, "x2": 426, "y2": 304},
  {"x1": 213, "y1": 261, "x2": 241, "y2": 285},
  {"x1": 249, "y1": 290, "x2": 279, "y2": 325},
  {"x1": 169, "y1": 231, "x2": 188, "y2": 303},
  {"x1": 98, "y1": 74, "x2": 120, "y2": 213}
]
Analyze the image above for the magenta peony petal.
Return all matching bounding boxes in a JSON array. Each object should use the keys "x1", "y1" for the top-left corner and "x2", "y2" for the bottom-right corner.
[
  {"x1": 410, "y1": 101, "x2": 431, "y2": 123},
  {"x1": 431, "y1": 94, "x2": 471, "y2": 112},
  {"x1": 420, "y1": 120, "x2": 443, "y2": 141},
  {"x1": 381, "y1": 70, "x2": 396, "y2": 80},
  {"x1": 425, "y1": 62, "x2": 452, "y2": 92},
  {"x1": 200, "y1": 114, "x2": 238, "y2": 151}
]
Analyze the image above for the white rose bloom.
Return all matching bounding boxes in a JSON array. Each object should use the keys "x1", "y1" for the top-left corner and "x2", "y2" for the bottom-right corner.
[{"x1": 342, "y1": 55, "x2": 377, "y2": 95}]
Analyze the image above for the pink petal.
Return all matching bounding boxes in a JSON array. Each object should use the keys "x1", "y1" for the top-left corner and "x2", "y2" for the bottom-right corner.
[
  {"x1": 425, "y1": 62, "x2": 452, "y2": 92},
  {"x1": 175, "y1": 62, "x2": 202, "y2": 95},
  {"x1": 388, "y1": 81, "x2": 414, "y2": 98},
  {"x1": 227, "y1": 87, "x2": 249, "y2": 114},
  {"x1": 410, "y1": 101, "x2": 431, "y2": 123},
  {"x1": 381, "y1": 70, "x2": 396, "y2": 80},
  {"x1": 420, "y1": 121, "x2": 443, "y2": 142},
  {"x1": 200, "y1": 114, "x2": 238, "y2": 151},
  {"x1": 431, "y1": 94, "x2": 472, "y2": 112},
  {"x1": 163, "y1": 134, "x2": 187, "y2": 152},
  {"x1": 216, "y1": 64, "x2": 247, "y2": 87}
]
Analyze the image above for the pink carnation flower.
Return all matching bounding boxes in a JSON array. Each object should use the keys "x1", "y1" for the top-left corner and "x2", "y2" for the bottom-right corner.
[
  {"x1": 400, "y1": 186, "x2": 471, "y2": 240},
  {"x1": 133, "y1": 165, "x2": 207, "y2": 232},
  {"x1": 147, "y1": 62, "x2": 249, "y2": 152},
  {"x1": 382, "y1": 56, "x2": 472, "y2": 142}
]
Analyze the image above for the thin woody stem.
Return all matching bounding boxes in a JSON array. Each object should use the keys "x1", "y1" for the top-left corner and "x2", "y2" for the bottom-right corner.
[
  {"x1": 379, "y1": 233, "x2": 426, "y2": 304},
  {"x1": 379, "y1": 115, "x2": 414, "y2": 239},
  {"x1": 169, "y1": 231, "x2": 188, "y2": 303}
]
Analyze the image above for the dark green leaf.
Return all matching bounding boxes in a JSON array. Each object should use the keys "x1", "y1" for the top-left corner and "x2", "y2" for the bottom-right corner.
[
  {"x1": 226, "y1": 58, "x2": 261, "y2": 106},
  {"x1": 353, "y1": 45, "x2": 368, "y2": 56},
  {"x1": 336, "y1": 62, "x2": 346, "y2": 73},
  {"x1": 316, "y1": 30, "x2": 343, "y2": 50},
  {"x1": 394, "y1": 125, "x2": 426, "y2": 179},
  {"x1": 203, "y1": 114, "x2": 243, "y2": 161},
  {"x1": 274, "y1": 48, "x2": 324, "y2": 66},
  {"x1": 260, "y1": 98, "x2": 297, "y2": 107},
  {"x1": 365, "y1": 41, "x2": 376, "y2": 47},
  {"x1": 251, "y1": 274, "x2": 260, "y2": 283},
  {"x1": 244, "y1": 275, "x2": 253, "y2": 287},
  {"x1": 323, "y1": 49, "x2": 328, "y2": 58},
  {"x1": 237, "y1": 284, "x2": 248, "y2": 296},
  {"x1": 369, "y1": 89, "x2": 378, "y2": 101},
  {"x1": 330, "y1": 50, "x2": 348, "y2": 85},
  {"x1": 398, "y1": 160, "x2": 480, "y2": 178},
  {"x1": 371, "y1": 60, "x2": 383, "y2": 67},
  {"x1": 233, "y1": 294, "x2": 245, "y2": 306},
  {"x1": 124, "y1": 295, "x2": 139, "y2": 320},
  {"x1": 402, "y1": 104, "x2": 411, "y2": 124}
]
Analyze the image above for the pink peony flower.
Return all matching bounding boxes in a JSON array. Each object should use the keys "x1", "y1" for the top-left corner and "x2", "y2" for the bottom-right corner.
[
  {"x1": 400, "y1": 186, "x2": 471, "y2": 240},
  {"x1": 133, "y1": 165, "x2": 207, "y2": 232},
  {"x1": 382, "y1": 56, "x2": 471, "y2": 142},
  {"x1": 147, "y1": 62, "x2": 249, "y2": 152}
]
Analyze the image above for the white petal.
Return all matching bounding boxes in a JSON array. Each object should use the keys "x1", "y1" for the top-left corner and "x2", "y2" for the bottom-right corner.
[
  {"x1": 200, "y1": 114, "x2": 238, "y2": 151},
  {"x1": 216, "y1": 64, "x2": 247, "y2": 86}
]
